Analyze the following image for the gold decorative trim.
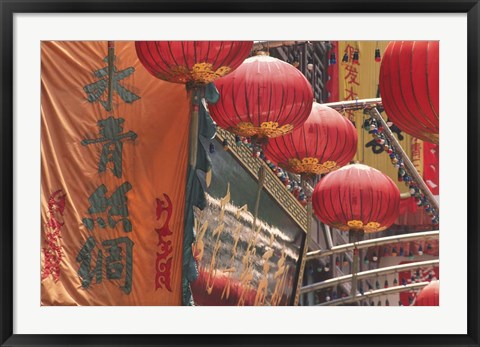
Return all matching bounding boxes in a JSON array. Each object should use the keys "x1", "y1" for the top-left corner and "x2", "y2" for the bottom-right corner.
[
  {"x1": 281, "y1": 157, "x2": 338, "y2": 175},
  {"x1": 169, "y1": 62, "x2": 232, "y2": 84},
  {"x1": 216, "y1": 128, "x2": 307, "y2": 232},
  {"x1": 422, "y1": 132, "x2": 439, "y2": 145},
  {"x1": 332, "y1": 220, "x2": 387, "y2": 233},
  {"x1": 229, "y1": 121, "x2": 294, "y2": 138}
]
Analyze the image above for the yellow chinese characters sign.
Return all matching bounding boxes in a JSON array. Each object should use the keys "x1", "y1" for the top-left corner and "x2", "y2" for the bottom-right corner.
[{"x1": 338, "y1": 41, "x2": 413, "y2": 193}]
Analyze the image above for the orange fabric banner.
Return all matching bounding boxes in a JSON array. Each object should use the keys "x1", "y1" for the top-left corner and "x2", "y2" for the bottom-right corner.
[{"x1": 40, "y1": 41, "x2": 190, "y2": 305}]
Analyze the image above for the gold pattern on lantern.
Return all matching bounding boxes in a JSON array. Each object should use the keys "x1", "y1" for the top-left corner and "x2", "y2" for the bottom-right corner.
[
  {"x1": 347, "y1": 220, "x2": 364, "y2": 230},
  {"x1": 167, "y1": 63, "x2": 232, "y2": 84},
  {"x1": 422, "y1": 132, "x2": 439, "y2": 145},
  {"x1": 281, "y1": 157, "x2": 338, "y2": 175},
  {"x1": 332, "y1": 220, "x2": 387, "y2": 233},
  {"x1": 230, "y1": 121, "x2": 294, "y2": 138}
]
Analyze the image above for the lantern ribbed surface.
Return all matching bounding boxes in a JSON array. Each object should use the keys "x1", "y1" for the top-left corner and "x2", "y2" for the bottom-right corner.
[
  {"x1": 135, "y1": 41, "x2": 253, "y2": 85},
  {"x1": 414, "y1": 280, "x2": 439, "y2": 306},
  {"x1": 379, "y1": 41, "x2": 439, "y2": 143},
  {"x1": 263, "y1": 103, "x2": 358, "y2": 175},
  {"x1": 208, "y1": 54, "x2": 314, "y2": 138},
  {"x1": 312, "y1": 163, "x2": 400, "y2": 233}
]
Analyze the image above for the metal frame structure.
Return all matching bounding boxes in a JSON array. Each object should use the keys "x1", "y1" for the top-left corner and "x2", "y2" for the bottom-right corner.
[
  {"x1": 316, "y1": 282, "x2": 430, "y2": 306},
  {"x1": 297, "y1": 98, "x2": 439, "y2": 306},
  {"x1": 307, "y1": 230, "x2": 439, "y2": 259},
  {"x1": 267, "y1": 41, "x2": 330, "y2": 102},
  {"x1": 302, "y1": 259, "x2": 439, "y2": 294}
]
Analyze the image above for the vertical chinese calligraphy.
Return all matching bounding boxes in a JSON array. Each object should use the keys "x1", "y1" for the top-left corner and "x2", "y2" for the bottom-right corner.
[
  {"x1": 77, "y1": 47, "x2": 139, "y2": 295},
  {"x1": 342, "y1": 44, "x2": 360, "y2": 122}
]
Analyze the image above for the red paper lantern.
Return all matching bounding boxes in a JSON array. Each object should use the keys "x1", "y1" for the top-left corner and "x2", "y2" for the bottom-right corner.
[
  {"x1": 135, "y1": 41, "x2": 253, "y2": 85},
  {"x1": 208, "y1": 53, "x2": 313, "y2": 138},
  {"x1": 263, "y1": 103, "x2": 358, "y2": 175},
  {"x1": 379, "y1": 41, "x2": 439, "y2": 143},
  {"x1": 414, "y1": 280, "x2": 439, "y2": 306},
  {"x1": 312, "y1": 163, "x2": 400, "y2": 233}
]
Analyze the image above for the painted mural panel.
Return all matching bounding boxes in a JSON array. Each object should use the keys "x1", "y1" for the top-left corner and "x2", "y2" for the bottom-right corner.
[{"x1": 191, "y1": 137, "x2": 305, "y2": 306}]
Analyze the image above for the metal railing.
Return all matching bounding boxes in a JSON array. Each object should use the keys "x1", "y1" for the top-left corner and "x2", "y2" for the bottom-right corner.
[
  {"x1": 316, "y1": 281, "x2": 430, "y2": 306},
  {"x1": 307, "y1": 230, "x2": 439, "y2": 260},
  {"x1": 302, "y1": 259, "x2": 439, "y2": 294}
]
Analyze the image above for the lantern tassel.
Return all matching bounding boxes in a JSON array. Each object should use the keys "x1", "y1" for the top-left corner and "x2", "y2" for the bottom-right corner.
[
  {"x1": 329, "y1": 52, "x2": 336, "y2": 65},
  {"x1": 352, "y1": 49, "x2": 359, "y2": 64},
  {"x1": 375, "y1": 48, "x2": 381, "y2": 62}
]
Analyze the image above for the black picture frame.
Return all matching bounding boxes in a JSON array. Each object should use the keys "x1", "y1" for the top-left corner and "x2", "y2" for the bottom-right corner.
[{"x1": 1, "y1": 1, "x2": 479, "y2": 346}]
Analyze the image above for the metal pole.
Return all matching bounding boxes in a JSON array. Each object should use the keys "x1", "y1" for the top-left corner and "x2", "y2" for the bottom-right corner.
[
  {"x1": 307, "y1": 230, "x2": 439, "y2": 259},
  {"x1": 252, "y1": 41, "x2": 299, "y2": 51},
  {"x1": 369, "y1": 107, "x2": 439, "y2": 212},
  {"x1": 323, "y1": 224, "x2": 334, "y2": 249},
  {"x1": 293, "y1": 175, "x2": 313, "y2": 306},
  {"x1": 349, "y1": 230, "x2": 364, "y2": 300},
  {"x1": 189, "y1": 89, "x2": 199, "y2": 168},
  {"x1": 252, "y1": 164, "x2": 266, "y2": 238},
  {"x1": 322, "y1": 98, "x2": 382, "y2": 111},
  {"x1": 301, "y1": 259, "x2": 439, "y2": 294}
]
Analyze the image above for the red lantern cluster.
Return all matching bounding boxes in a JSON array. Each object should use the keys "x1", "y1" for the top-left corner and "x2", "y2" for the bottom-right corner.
[
  {"x1": 208, "y1": 54, "x2": 313, "y2": 138},
  {"x1": 414, "y1": 280, "x2": 439, "y2": 306},
  {"x1": 312, "y1": 163, "x2": 400, "y2": 233},
  {"x1": 379, "y1": 41, "x2": 439, "y2": 143},
  {"x1": 263, "y1": 103, "x2": 358, "y2": 175},
  {"x1": 135, "y1": 41, "x2": 253, "y2": 85}
]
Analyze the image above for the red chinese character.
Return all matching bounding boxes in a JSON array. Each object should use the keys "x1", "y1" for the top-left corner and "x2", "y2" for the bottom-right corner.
[
  {"x1": 344, "y1": 44, "x2": 356, "y2": 59},
  {"x1": 344, "y1": 65, "x2": 360, "y2": 86},
  {"x1": 344, "y1": 86, "x2": 358, "y2": 101}
]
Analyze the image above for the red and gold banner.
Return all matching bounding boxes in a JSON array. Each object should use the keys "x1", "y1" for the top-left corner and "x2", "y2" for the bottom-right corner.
[
  {"x1": 40, "y1": 41, "x2": 190, "y2": 305},
  {"x1": 338, "y1": 41, "x2": 413, "y2": 193},
  {"x1": 412, "y1": 138, "x2": 439, "y2": 193},
  {"x1": 411, "y1": 137, "x2": 424, "y2": 177},
  {"x1": 423, "y1": 142, "x2": 439, "y2": 195}
]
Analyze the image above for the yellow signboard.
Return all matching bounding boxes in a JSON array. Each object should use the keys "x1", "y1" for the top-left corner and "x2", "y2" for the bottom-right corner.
[{"x1": 338, "y1": 41, "x2": 412, "y2": 193}]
